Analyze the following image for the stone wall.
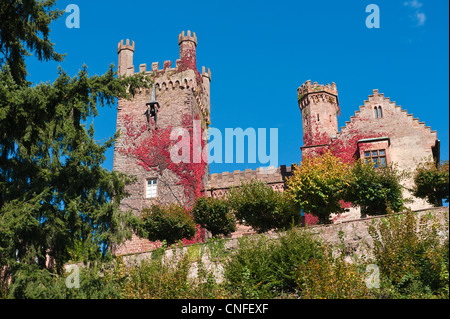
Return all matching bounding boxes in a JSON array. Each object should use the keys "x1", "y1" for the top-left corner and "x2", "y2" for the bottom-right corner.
[
  {"x1": 121, "y1": 207, "x2": 448, "y2": 283},
  {"x1": 310, "y1": 206, "x2": 448, "y2": 260}
]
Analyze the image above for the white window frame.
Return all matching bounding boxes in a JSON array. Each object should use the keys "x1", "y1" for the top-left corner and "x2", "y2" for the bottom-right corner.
[{"x1": 146, "y1": 178, "x2": 158, "y2": 198}]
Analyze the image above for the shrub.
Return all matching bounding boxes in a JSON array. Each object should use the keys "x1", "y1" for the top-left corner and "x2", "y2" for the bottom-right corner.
[
  {"x1": 7, "y1": 261, "x2": 124, "y2": 299},
  {"x1": 224, "y1": 229, "x2": 324, "y2": 298},
  {"x1": 140, "y1": 204, "x2": 197, "y2": 246},
  {"x1": 413, "y1": 160, "x2": 449, "y2": 206},
  {"x1": 368, "y1": 210, "x2": 449, "y2": 298},
  {"x1": 295, "y1": 248, "x2": 371, "y2": 299},
  {"x1": 344, "y1": 160, "x2": 405, "y2": 216},
  {"x1": 228, "y1": 179, "x2": 301, "y2": 233},
  {"x1": 118, "y1": 246, "x2": 232, "y2": 299},
  {"x1": 191, "y1": 197, "x2": 236, "y2": 237}
]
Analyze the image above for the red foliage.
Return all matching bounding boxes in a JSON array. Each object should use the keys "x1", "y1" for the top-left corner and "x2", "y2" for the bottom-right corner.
[
  {"x1": 305, "y1": 213, "x2": 319, "y2": 226},
  {"x1": 329, "y1": 132, "x2": 385, "y2": 163},
  {"x1": 176, "y1": 47, "x2": 203, "y2": 91},
  {"x1": 118, "y1": 113, "x2": 208, "y2": 244}
]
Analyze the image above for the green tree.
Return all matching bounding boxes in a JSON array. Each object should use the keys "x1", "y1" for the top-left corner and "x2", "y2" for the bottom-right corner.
[
  {"x1": 139, "y1": 204, "x2": 197, "y2": 246},
  {"x1": 0, "y1": 0, "x2": 65, "y2": 85},
  {"x1": 286, "y1": 151, "x2": 350, "y2": 224},
  {"x1": 228, "y1": 179, "x2": 301, "y2": 233},
  {"x1": 344, "y1": 160, "x2": 405, "y2": 217},
  {"x1": 413, "y1": 160, "x2": 449, "y2": 207},
  {"x1": 191, "y1": 196, "x2": 236, "y2": 237},
  {"x1": 0, "y1": 0, "x2": 150, "y2": 291}
]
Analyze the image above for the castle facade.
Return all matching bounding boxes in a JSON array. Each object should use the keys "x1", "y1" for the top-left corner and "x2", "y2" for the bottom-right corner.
[{"x1": 113, "y1": 32, "x2": 440, "y2": 256}]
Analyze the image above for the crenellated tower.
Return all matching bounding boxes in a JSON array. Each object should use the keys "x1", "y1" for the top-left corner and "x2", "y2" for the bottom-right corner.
[
  {"x1": 117, "y1": 39, "x2": 135, "y2": 76},
  {"x1": 298, "y1": 80, "x2": 340, "y2": 151},
  {"x1": 178, "y1": 30, "x2": 197, "y2": 70},
  {"x1": 113, "y1": 31, "x2": 211, "y2": 255}
]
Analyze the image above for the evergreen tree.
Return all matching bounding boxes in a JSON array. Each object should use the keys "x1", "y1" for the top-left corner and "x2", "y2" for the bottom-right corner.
[{"x1": 0, "y1": 0, "x2": 150, "y2": 291}]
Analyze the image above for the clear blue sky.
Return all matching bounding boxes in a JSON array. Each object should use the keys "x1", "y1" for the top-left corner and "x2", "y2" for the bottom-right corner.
[{"x1": 26, "y1": 0, "x2": 449, "y2": 174}]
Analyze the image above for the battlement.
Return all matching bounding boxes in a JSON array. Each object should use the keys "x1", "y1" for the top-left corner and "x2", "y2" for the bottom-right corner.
[
  {"x1": 117, "y1": 39, "x2": 135, "y2": 53},
  {"x1": 298, "y1": 80, "x2": 338, "y2": 100},
  {"x1": 178, "y1": 30, "x2": 197, "y2": 46},
  {"x1": 206, "y1": 165, "x2": 296, "y2": 190},
  {"x1": 202, "y1": 66, "x2": 211, "y2": 80}
]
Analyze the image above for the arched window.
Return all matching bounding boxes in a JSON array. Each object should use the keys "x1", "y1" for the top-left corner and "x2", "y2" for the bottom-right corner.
[
  {"x1": 374, "y1": 106, "x2": 379, "y2": 118},
  {"x1": 377, "y1": 106, "x2": 383, "y2": 118}
]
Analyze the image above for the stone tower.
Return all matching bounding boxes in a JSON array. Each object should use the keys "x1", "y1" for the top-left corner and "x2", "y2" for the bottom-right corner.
[
  {"x1": 113, "y1": 31, "x2": 211, "y2": 255},
  {"x1": 297, "y1": 80, "x2": 340, "y2": 153}
]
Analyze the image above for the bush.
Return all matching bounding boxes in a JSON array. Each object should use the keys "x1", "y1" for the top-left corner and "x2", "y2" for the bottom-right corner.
[
  {"x1": 224, "y1": 229, "x2": 324, "y2": 298},
  {"x1": 140, "y1": 204, "x2": 197, "y2": 246},
  {"x1": 345, "y1": 160, "x2": 405, "y2": 216},
  {"x1": 368, "y1": 210, "x2": 449, "y2": 298},
  {"x1": 295, "y1": 248, "x2": 371, "y2": 299},
  {"x1": 191, "y1": 197, "x2": 236, "y2": 237},
  {"x1": 413, "y1": 160, "x2": 449, "y2": 206},
  {"x1": 118, "y1": 246, "x2": 231, "y2": 299},
  {"x1": 228, "y1": 179, "x2": 301, "y2": 233},
  {"x1": 7, "y1": 261, "x2": 123, "y2": 299}
]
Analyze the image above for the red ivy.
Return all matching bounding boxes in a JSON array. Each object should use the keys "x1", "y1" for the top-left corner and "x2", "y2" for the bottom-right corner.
[{"x1": 118, "y1": 113, "x2": 208, "y2": 244}]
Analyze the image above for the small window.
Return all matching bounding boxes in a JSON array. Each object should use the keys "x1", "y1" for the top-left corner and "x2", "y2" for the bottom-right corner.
[
  {"x1": 377, "y1": 106, "x2": 383, "y2": 118},
  {"x1": 317, "y1": 114, "x2": 320, "y2": 121},
  {"x1": 146, "y1": 179, "x2": 158, "y2": 198},
  {"x1": 374, "y1": 107, "x2": 378, "y2": 118},
  {"x1": 364, "y1": 149, "x2": 387, "y2": 168}
]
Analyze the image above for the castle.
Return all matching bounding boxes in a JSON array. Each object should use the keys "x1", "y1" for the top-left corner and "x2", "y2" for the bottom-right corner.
[{"x1": 112, "y1": 31, "x2": 440, "y2": 256}]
